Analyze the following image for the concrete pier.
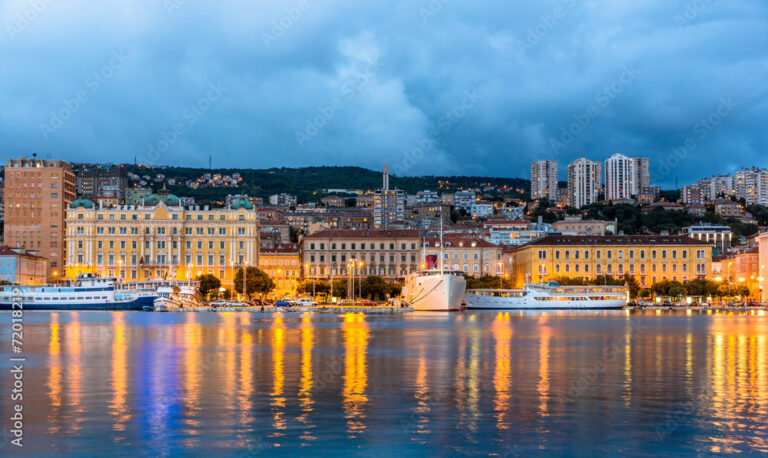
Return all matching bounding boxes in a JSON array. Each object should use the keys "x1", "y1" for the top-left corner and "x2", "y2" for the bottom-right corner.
[{"x1": 169, "y1": 305, "x2": 413, "y2": 314}]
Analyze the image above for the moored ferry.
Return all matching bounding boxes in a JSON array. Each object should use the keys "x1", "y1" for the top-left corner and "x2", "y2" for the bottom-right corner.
[
  {"x1": 402, "y1": 269, "x2": 467, "y2": 311},
  {"x1": 0, "y1": 273, "x2": 157, "y2": 310},
  {"x1": 465, "y1": 282, "x2": 628, "y2": 310}
]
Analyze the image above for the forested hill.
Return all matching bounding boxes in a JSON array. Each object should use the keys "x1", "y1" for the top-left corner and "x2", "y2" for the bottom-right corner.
[{"x1": 117, "y1": 164, "x2": 531, "y2": 203}]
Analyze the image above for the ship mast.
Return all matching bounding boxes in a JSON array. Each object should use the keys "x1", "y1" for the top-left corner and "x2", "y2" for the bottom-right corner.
[{"x1": 439, "y1": 207, "x2": 444, "y2": 275}]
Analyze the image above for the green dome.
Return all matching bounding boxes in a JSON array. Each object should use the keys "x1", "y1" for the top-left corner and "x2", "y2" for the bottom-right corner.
[
  {"x1": 164, "y1": 194, "x2": 180, "y2": 206},
  {"x1": 230, "y1": 199, "x2": 253, "y2": 210},
  {"x1": 143, "y1": 193, "x2": 180, "y2": 206},
  {"x1": 71, "y1": 198, "x2": 94, "y2": 209},
  {"x1": 144, "y1": 194, "x2": 161, "y2": 206}
]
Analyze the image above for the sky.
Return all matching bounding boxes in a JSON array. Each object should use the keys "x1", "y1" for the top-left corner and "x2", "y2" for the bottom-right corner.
[{"x1": 1, "y1": 0, "x2": 767, "y2": 187}]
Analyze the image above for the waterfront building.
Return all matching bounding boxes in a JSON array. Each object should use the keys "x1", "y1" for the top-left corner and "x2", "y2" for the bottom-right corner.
[
  {"x1": 758, "y1": 234, "x2": 768, "y2": 302},
  {"x1": 76, "y1": 164, "x2": 127, "y2": 199},
  {"x1": 508, "y1": 234, "x2": 713, "y2": 288},
  {"x1": 567, "y1": 158, "x2": 602, "y2": 208},
  {"x1": 530, "y1": 160, "x2": 558, "y2": 201},
  {"x1": 720, "y1": 247, "x2": 760, "y2": 299},
  {"x1": 0, "y1": 245, "x2": 48, "y2": 284},
  {"x1": 64, "y1": 194, "x2": 258, "y2": 290},
  {"x1": 301, "y1": 229, "x2": 421, "y2": 281},
  {"x1": 683, "y1": 222, "x2": 733, "y2": 255},
  {"x1": 4, "y1": 157, "x2": 76, "y2": 278},
  {"x1": 373, "y1": 164, "x2": 405, "y2": 229},
  {"x1": 258, "y1": 243, "x2": 300, "y2": 296},
  {"x1": 422, "y1": 235, "x2": 503, "y2": 276},
  {"x1": 604, "y1": 154, "x2": 650, "y2": 201}
]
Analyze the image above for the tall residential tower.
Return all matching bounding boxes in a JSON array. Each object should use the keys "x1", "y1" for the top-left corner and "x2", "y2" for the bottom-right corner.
[{"x1": 530, "y1": 160, "x2": 558, "y2": 201}]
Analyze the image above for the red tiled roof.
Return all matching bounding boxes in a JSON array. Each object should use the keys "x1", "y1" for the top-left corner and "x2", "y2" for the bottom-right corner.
[
  {"x1": 304, "y1": 229, "x2": 421, "y2": 239},
  {"x1": 511, "y1": 234, "x2": 714, "y2": 250},
  {"x1": 0, "y1": 246, "x2": 45, "y2": 259}
]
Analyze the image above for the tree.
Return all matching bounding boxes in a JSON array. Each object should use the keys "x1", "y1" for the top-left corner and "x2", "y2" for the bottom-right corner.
[
  {"x1": 234, "y1": 267, "x2": 274, "y2": 299},
  {"x1": 196, "y1": 273, "x2": 221, "y2": 298},
  {"x1": 332, "y1": 279, "x2": 348, "y2": 299},
  {"x1": 466, "y1": 275, "x2": 515, "y2": 289},
  {"x1": 297, "y1": 279, "x2": 330, "y2": 295},
  {"x1": 637, "y1": 288, "x2": 651, "y2": 299},
  {"x1": 360, "y1": 276, "x2": 390, "y2": 300}
]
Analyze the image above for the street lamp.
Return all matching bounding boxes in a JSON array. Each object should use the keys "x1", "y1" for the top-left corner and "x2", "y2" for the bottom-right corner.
[
  {"x1": 359, "y1": 261, "x2": 364, "y2": 299},
  {"x1": 498, "y1": 261, "x2": 503, "y2": 289},
  {"x1": 242, "y1": 259, "x2": 248, "y2": 301}
]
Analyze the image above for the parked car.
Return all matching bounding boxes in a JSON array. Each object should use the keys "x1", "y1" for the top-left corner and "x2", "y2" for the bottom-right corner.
[
  {"x1": 357, "y1": 300, "x2": 377, "y2": 307},
  {"x1": 296, "y1": 298, "x2": 317, "y2": 307},
  {"x1": 210, "y1": 300, "x2": 227, "y2": 308},
  {"x1": 662, "y1": 300, "x2": 671, "y2": 307},
  {"x1": 227, "y1": 301, "x2": 246, "y2": 308},
  {"x1": 248, "y1": 299, "x2": 264, "y2": 306},
  {"x1": 274, "y1": 300, "x2": 292, "y2": 307},
  {"x1": 337, "y1": 300, "x2": 356, "y2": 306}
]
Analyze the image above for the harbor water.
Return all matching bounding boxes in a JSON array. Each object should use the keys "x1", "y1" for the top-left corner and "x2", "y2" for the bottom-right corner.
[{"x1": 0, "y1": 310, "x2": 766, "y2": 456}]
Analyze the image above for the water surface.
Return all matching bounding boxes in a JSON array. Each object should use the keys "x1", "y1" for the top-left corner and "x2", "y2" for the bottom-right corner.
[{"x1": 0, "y1": 310, "x2": 767, "y2": 456}]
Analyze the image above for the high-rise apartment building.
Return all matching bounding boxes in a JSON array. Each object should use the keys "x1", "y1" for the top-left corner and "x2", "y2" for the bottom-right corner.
[
  {"x1": 735, "y1": 168, "x2": 768, "y2": 205},
  {"x1": 373, "y1": 164, "x2": 404, "y2": 228},
  {"x1": 567, "y1": 158, "x2": 602, "y2": 208},
  {"x1": 4, "y1": 157, "x2": 76, "y2": 277},
  {"x1": 604, "y1": 154, "x2": 650, "y2": 201},
  {"x1": 530, "y1": 160, "x2": 558, "y2": 201}
]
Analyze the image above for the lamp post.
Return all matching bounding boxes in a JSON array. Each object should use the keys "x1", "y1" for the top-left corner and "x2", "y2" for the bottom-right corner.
[
  {"x1": 242, "y1": 259, "x2": 248, "y2": 301},
  {"x1": 498, "y1": 261, "x2": 503, "y2": 289},
  {"x1": 359, "y1": 261, "x2": 364, "y2": 299}
]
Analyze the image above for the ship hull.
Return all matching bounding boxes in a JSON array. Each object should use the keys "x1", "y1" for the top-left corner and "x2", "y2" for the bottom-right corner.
[
  {"x1": 403, "y1": 272, "x2": 466, "y2": 311},
  {"x1": 465, "y1": 290, "x2": 626, "y2": 310},
  {"x1": 0, "y1": 295, "x2": 156, "y2": 311}
]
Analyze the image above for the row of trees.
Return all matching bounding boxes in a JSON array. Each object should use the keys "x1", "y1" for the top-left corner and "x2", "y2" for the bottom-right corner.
[
  {"x1": 197, "y1": 267, "x2": 275, "y2": 299},
  {"x1": 549, "y1": 275, "x2": 751, "y2": 300},
  {"x1": 296, "y1": 276, "x2": 402, "y2": 300}
]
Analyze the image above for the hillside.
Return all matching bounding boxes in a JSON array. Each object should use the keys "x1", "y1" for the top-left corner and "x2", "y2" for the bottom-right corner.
[{"x1": 117, "y1": 165, "x2": 531, "y2": 203}]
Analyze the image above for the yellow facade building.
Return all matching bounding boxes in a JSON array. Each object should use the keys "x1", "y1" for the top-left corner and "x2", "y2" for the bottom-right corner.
[
  {"x1": 258, "y1": 243, "x2": 301, "y2": 297},
  {"x1": 509, "y1": 235, "x2": 713, "y2": 288},
  {"x1": 64, "y1": 194, "x2": 258, "y2": 289}
]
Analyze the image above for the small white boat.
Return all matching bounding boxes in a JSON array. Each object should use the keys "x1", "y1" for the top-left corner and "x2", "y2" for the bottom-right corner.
[
  {"x1": 153, "y1": 286, "x2": 184, "y2": 312},
  {"x1": 465, "y1": 282, "x2": 628, "y2": 310}
]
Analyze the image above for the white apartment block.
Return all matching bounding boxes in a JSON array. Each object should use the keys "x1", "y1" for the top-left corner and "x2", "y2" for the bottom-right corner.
[
  {"x1": 567, "y1": 158, "x2": 602, "y2": 208},
  {"x1": 530, "y1": 160, "x2": 558, "y2": 201}
]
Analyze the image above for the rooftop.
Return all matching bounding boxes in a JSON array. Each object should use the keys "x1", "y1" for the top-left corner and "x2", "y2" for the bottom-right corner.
[
  {"x1": 304, "y1": 229, "x2": 421, "y2": 239},
  {"x1": 512, "y1": 234, "x2": 713, "y2": 249}
]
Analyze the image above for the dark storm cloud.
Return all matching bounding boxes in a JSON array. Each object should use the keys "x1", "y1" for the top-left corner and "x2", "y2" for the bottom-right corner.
[{"x1": 1, "y1": 0, "x2": 767, "y2": 187}]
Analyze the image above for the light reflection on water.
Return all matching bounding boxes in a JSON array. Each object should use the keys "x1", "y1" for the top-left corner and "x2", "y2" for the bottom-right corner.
[{"x1": 0, "y1": 310, "x2": 767, "y2": 455}]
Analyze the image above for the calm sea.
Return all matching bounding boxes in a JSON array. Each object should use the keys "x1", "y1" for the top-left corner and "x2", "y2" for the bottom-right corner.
[{"x1": 0, "y1": 310, "x2": 766, "y2": 456}]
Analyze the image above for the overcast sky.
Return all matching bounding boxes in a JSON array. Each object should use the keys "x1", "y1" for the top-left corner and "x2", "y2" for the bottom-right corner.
[{"x1": 1, "y1": 0, "x2": 767, "y2": 187}]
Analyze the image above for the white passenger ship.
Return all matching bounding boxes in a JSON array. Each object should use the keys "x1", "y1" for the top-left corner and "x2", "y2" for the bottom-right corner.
[
  {"x1": 402, "y1": 269, "x2": 467, "y2": 311},
  {"x1": 152, "y1": 285, "x2": 205, "y2": 311},
  {"x1": 465, "y1": 282, "x2": 628, "y2": 310},
  {"x1": 0, "y1": 273, "x2": 158, "y2": 310}
]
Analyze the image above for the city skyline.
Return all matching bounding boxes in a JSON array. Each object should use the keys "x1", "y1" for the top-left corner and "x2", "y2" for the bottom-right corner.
[{"x1": 1, "y1": 1, "x2": 767, "y2": 187}]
